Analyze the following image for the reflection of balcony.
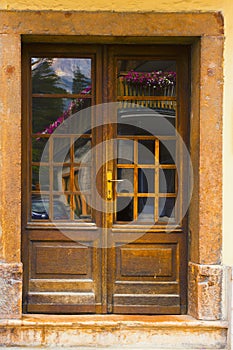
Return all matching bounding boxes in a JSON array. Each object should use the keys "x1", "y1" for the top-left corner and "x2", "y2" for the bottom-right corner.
[{"x1": 117, "y1": 72, "x2": 176, "y2": 110}]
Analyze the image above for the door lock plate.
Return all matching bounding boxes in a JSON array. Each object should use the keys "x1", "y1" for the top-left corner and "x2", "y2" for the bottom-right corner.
[{"x1": 107, "y1": 171, "x2": 113, "y2": 200}]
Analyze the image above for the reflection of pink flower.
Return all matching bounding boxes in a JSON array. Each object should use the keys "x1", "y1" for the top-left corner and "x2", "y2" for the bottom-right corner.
[
  {"x1": 39, "y1": 85, "x2": 91, "y2": 135},
  {"x1": 124, "y1": 70, "x2": 176, "y2": 89}
]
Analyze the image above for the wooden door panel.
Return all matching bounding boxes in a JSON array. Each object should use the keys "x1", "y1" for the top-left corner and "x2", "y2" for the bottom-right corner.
[
  {"x1": 109, "y1": 232, "x2": 186, "y2": 314},
  {"x1": 25, "y1": 230, "x2": 101, "y2": 313},
  {"x1": 113, "y1": 297, "x2": 180, "y2": 314},
  {"x1": 119, "y1": 245, "x2": 175, "y2": 278},
  {"x1": 32, "y1": 243, "x2": 91, "y2": 276}
]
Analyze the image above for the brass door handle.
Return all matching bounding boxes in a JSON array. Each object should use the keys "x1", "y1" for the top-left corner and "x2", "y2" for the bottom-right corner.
[
  {"x1": 108, "y1": 179, "x2": 124, "y2": 182},
  {"x1": 106, "y1": 171, "x2": 125, "y2": 200}
]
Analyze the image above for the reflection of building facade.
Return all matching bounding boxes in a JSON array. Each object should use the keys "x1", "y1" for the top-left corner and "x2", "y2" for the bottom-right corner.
[{"x1": 0, "y1": 6, "x2": 232, "y2": 350}]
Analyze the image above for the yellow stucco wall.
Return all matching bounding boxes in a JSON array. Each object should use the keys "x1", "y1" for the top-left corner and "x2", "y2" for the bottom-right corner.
[
  {"x1": 1, "y1": 0, "x2": 233, "y2": 265},
  {"x1": 0, "y1": 0, "x2": 228, "y2": 12}
]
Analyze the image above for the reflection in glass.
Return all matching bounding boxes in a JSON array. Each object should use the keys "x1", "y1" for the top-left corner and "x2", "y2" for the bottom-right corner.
[
  {"x1": 138, "y1": 168, "x2": 154, "y2": 193},
  {"x1": 32, "y1": 98, "x2": 91, "y2": 134},
  {"x1": 117, "y1": 168, "x2": 134, "y2": 193},
  {"x1": 74, "y1": 137, "x2": 91, "y2": 163},
  {"x1": 159, "y1": 197, "x2": 175, "y2": 219},
  {"x1": 117, "y1": 59, "x2": 176, "y2": 135},
  {"x1": 117, "y1": 121, "x2": 152, "y2": 136},
  {"x1": 74, "y1": 194, "x2": 91, "y2": 220},
  {"x1": 32, "y1": 165, "x2": 49, "y2": 191},
  {"x1": 117, "y1": 110, "x2": 176, "y2": 136},
  {"x1": 117, "y1": 197, "x2": 133, "y2": 222},
  {"x1": 53, "y1": 166, "x2": 70, "y2": 191},
  {"x1": 31, "y1": 195, "x2": 49, "y2": 220},
  {"x1": 32, "y1": 137, "x2": 49, "y2": 162},
  {"x1": 53, "y1": 137, "x2": 70, "y2": 163},
  {"x1": 159, "y1": 140, "x2": 176, "y2": 164},
  {"x1": 32, "y1": 58, "x2": 92, "y2": 95},
  {"x1": 138, "y1": 140, "x2": 155, "y2": 164},
  {"x1": 62, "y1": 167, "x2": 71, "y2": 192},
  {"x1": 53, "y1": 196, "x2": 70, "y2": 220},
  {"x1": 117, "y1": 59, "x2": 176, "y2": 76},
  {"x1": 31, "y1": 58, "x2": 93, "y2": 222},
  {"x1": 32, "y1": 98, "x2": 64, "y2": 134},
  {"x1": 74, "y1": 167, "x2": 91, "y2": 193},
  {"x1": 159, "y1": 169, "x2": 176, "y2": 193},
  {"x1": 117, "y1": 139, "x2": 134, "y2": 164},
  {"x1": 138, "y1": 197, "x2": 154, "y2": 222}
]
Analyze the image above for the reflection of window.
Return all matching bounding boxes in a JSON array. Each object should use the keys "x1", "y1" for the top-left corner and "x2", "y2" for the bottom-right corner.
[
  {"x1": 31, "y1": 57, "x2": 93, "y2": 221},
  {"x1": 116, "y1": 59, "x2": 177, "y2": 223}
]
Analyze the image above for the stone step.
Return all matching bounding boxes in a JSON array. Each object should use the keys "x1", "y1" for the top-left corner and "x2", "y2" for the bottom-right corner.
[
  {"x1": 0, "y1": 348, "x2": 227, "y2": 350},
  {"x1": 0, "y1": 315, "x2": 228, "y2": 349}
]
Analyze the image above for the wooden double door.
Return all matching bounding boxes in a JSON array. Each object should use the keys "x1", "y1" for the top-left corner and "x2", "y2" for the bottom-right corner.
[{"x1": 22, "y1": 44, "x2": 189, "y2": 314}]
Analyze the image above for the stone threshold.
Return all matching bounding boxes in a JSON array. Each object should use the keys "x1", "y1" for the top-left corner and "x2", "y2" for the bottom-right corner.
[
  {"x1": 0, "y1": 348, "x2": 224, "y2": 350},
  {"x1": 0, "y1": 314, "x2": 228, "y2": 328},
  {"x1": 0, "y1": 314, "x2": 228, "y2": 349}
]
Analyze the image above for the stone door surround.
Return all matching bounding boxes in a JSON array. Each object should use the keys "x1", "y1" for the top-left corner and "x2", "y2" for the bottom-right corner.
[{"x1": 0, "y1": 11, "x2": 224, "y2": 320}]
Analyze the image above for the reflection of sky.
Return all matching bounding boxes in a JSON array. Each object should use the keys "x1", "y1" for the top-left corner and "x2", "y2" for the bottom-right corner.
[
  {"x1": 32, "y1": 57, "x2": 92, "y2": 93},
  {"x1": 53, "y1": 58, "x2": 91, "y2": 93},
  {"x1": 53, "y1": 58, "x2": 91, "y2": 78}
]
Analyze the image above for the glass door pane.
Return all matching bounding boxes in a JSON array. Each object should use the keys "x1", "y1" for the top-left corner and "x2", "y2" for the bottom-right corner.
[
  {"x1": 31, "y1": 57, "x2": 94, "y2": 222},
  {"x1": 115, "y1": 59, "x2": 177, "y2": 223}
]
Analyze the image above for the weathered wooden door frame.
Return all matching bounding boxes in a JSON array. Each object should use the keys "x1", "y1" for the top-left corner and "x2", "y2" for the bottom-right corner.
[{"x1": 22, "y1": 43, "x2": 190, "y2": 314}]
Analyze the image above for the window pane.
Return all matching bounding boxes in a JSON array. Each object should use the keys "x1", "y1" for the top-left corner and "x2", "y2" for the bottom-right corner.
[
  {"x1": 53, "y1": 166, "x2": 70, "y2": 191},
  {"x1": 117, "y1": 59, "x2": 176, "y2": 96},
  {"x1": 74, "y1": 193, "x2": 92, "y2": 220},
  {"x1": 32, "y1": 165, "x2": 49, "y2": 191},
  {"x1": 32, "y1": 97, "x2": 91, "y2": 134},
  {"x1": 31, "y1": 195, "x2": 49, "y2": 220},
  {"x1": 116, "y1": 197, "x2": 134, "y2": 222},
  {"x1": 117, "y1": 139, "x2": 134, "y2": 164},
  {"x1": 32, "y1": 137, "x2": 49, "y2": 163},
  {"x1": 117, "y1": 168, "x2": 134, "y2": 193},
  {"x1": 74, "y1": 137, "x2": 91, "y2": 163},
  {"x1": 53, "y1": 137, "x2": 70, "y2": 163},
  {"x1": 138, "y1": 140, "x2": 155, "y2": 164},
  {"x1": 117, "y1": 59, "x2": 176, "y2": 136},
  {"x1": 138, "y1": 169, "x2": 155, "y2": 193},
  {"x1": 74, "y1": 166, "x2": 91, "y2": 194},
  {"x1": 159, "y1": 169, "x2": 176, "y2": 193},
  {"x1": 159, "y1": 197, "x2": 175, "y2": 219},
  {"x1": 159, "y1": 140, "x2": 176, "y2": 164},
  {"x1": 32, "y1": 58, "x2": 92, "y2": 95},
  {"x1": 117, "y1": 109, "x2": 176, "y2": 136},
  {"x1": 138, "y1": 197, "x2": 154, "y2": 222},
  {"x1": 30, "y1": 56, "x2": 94, "y2": 223},
  {"x1": 53, "y1": 195, "x2": 70, "y2": 220}
]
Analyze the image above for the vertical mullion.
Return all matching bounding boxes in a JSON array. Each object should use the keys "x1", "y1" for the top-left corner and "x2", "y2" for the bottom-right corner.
[
  {"x1": 134, "y1": 139, "x2": 138, "y2": 221},
  {"x1": 92, "y1": 51, "x2": 101, "y2": 226},
  {"x1": 176, "y1": 136, "x2": 181, "y2": 223},
  {"x1": 70, "y1": 136, "x2": 75, "y2": 220},
  {"x1": 50, "y1": 135, "x2": 54, "y2": 220},
  {"x1": 91, "y1": 57, "x2": 95, "y2": 225},
  {"x1": 155, "y1": 138, "x2": 159, "y2": 222}
]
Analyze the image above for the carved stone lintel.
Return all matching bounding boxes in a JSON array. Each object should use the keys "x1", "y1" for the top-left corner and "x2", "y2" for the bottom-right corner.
[
  {"x1": 0, "y1": 262, "x2": 22, "y2": 319},
  {"x1": 188, "y1": 262, "x2": 223, "y2": 320}
]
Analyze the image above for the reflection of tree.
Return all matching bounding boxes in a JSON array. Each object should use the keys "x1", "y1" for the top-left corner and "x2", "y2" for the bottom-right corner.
[
  {"x1": 32, "y1": 58, "x2": 66, "y2": 133},
  {"x1": 72, "y1": 65, "x2": 90, "y2": 94},
  {"x1": 32, "y1": 58, "x2": 66, "y2": 186}
]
